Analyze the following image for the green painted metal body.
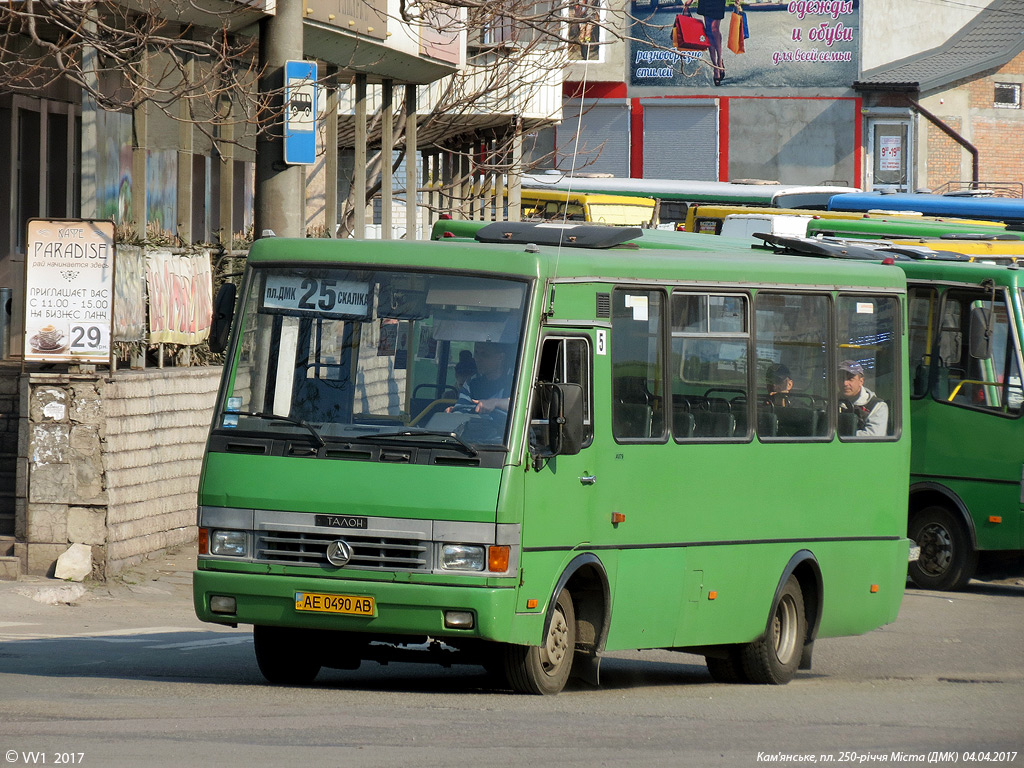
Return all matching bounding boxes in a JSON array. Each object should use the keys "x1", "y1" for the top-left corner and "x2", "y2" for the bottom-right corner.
[
  {"x1": 806, "y1": 217, "x2": 1015, "y2": 242},
  {"x1": 899, "y1": 260, "x2": 1024, "y2": 557},
  {"x1": 194, "y1": 233, "x2": 910, "y2": 660}
]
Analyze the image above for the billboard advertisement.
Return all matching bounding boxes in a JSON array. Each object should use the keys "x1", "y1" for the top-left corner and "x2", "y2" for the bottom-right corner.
[{"x1": 629, "y1": 0, "x2": 859, "y2": 89}]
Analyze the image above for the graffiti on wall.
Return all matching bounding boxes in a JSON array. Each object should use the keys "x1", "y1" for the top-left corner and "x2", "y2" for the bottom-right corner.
[{"x1": 145, "y1": 250, "x2": 213, "y2": 345}]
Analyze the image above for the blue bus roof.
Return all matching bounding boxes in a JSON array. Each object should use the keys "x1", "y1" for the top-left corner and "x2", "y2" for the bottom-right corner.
[{"x1": 827, "y1": 192, "x2": 1024, "y2": 223}]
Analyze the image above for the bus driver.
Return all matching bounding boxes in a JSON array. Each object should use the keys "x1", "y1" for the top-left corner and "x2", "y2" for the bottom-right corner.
[
  {"x1": 447, "y1": 342, "x2": 513, "y2": 415},
  {"x1": 838, "y1": 360, "x2": 888, "y2": 437}
]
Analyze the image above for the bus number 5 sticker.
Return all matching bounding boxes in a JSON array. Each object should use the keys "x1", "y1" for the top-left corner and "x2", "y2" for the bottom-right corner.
[{"x1": 596, "y1": 330, "x2": 607, "y2": 355}]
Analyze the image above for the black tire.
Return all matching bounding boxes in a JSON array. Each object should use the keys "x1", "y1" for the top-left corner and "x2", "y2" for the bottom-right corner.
[
  {"x1": 739, "y1": 575, "x2": 806, "y2": 685},
  {"x1": 908, "y1": 506, "x2": 978, "y2": 591},
  {"x1": 253, "y1": 625, "x2": 322, "y2": 685},
  {"x1": 503, "y1": 589, "x2": 575, "y2": 695},
  {"x1": 705, "y1": 647, "x2": 749, "y2": 683}
]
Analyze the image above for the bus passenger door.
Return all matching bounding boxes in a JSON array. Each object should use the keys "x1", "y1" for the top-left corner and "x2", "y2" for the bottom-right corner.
[{"x1": 519, "y1": 333, "x2": 601, "y2": 609}]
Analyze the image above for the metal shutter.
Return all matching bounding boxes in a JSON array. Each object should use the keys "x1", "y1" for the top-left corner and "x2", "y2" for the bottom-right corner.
[
  {"x1": 558, "y1": 99, "x2": 630, "y2": 177},
  {"x1": 641, "y1": 99, "x2": 718, "y2": 181}
]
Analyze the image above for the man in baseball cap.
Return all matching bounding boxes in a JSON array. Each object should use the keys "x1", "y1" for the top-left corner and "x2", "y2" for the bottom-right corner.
[{"x1": 838, "y1": 360, "x2": 888, "y2": 437}]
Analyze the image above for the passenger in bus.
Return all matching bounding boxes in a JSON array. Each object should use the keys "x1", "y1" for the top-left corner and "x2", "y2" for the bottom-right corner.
[
  {"x1": 447, "y1": 342, "x2": 513, "y2": 414},
  {"x1": 454, "y1": 350, "x2": 477, "y2": 390},
  {"x1": 838, "y1": 360, "x2": 888, "y2": 437},
  {"x1": 765, "y1": 364, "x2": 793, "y2": 407}
]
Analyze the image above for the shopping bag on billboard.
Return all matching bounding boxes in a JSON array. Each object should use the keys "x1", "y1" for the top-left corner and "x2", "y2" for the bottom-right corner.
[
  {"x1": 673, "y1": 12, "x2": 711, "y2": 51},
  {"x1": 727, "y1": 11, "x2": 746, "y2": 54}
]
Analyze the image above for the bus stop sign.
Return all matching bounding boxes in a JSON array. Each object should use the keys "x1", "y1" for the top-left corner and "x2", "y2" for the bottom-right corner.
[{"x1": 284, "y1": 60, "x2": 317, "y2": 165}]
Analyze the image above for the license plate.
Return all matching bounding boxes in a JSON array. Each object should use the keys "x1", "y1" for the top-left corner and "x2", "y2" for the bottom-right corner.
[{"x1": 294, "y1": 592, "x2": 376, "y2": 616}]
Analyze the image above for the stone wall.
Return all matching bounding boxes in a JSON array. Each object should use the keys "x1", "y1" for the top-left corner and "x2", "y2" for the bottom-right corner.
[{"x1": 15, "y1": 366, "x2": 221, "y2": 578}]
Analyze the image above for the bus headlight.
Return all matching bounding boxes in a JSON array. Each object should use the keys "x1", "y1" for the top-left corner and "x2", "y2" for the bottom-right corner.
[
  {"x1": 210, "y1": 530, "x2": 249, "y2": 557},
  {"x1": 440, "y1": 544, "x2": 485, "y2": 571}
]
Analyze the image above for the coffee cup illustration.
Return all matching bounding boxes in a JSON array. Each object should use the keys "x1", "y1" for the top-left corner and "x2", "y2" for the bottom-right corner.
[{"x1": 32, "y1": 324, "x2": 65, "y2": 351}]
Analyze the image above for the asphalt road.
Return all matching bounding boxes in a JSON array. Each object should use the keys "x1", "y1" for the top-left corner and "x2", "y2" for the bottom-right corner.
[{"x1": 0, "y1": 544, "x2": 1021, "y2": 768}]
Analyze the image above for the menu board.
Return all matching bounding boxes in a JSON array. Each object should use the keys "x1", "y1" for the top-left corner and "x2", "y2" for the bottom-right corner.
[{"x1": 24, "y1": 219, "x2": 115, "y2": 364}]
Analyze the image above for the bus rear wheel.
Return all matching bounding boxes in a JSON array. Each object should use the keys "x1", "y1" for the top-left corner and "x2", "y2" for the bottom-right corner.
[
  {"x1": 908, "y1": 506, "x2": 977, "y2": 591},
  {"x1": 253, "y1": 625, "x2": 322, "y2": 685},
  {"x1": 739, "y1": 575, "x2": 806, "y2": 685},
  {"x1": 503, "y1": 588, "x2": 575, "y2": 695}
]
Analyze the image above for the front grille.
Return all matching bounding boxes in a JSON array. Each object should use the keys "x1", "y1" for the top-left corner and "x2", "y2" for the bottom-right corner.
[{"x1": 255, "y1": 529, "x2": 430, "y2": 571}]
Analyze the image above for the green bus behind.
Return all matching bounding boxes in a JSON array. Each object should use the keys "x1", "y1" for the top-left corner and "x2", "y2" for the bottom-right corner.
[
  {"x1": 194, "y1": 223, "x2": 911, "y2": 693},
  {"x1": 903, "y1": 259, "x2": 1024, "y2": 589}
]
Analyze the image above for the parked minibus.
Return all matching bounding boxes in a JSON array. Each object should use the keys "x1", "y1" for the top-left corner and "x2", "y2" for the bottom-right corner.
[{"x1": 194, "y1": 223, "x2": 911, "y2": 693}]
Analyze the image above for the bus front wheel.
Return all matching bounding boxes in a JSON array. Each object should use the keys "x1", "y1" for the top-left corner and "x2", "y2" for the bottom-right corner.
[
  {"x1": 908, "y1": 506, "x2": 977, "y2": 591},
  {"x1": 739, "y1": 575, "x2": 806, "y2": 685},
  {"x1": 503, "y1": 588, "x2": 576, "y2": 695},
  {"x1": 253, "y1": 625, "x2": 322, "y2": 685}
]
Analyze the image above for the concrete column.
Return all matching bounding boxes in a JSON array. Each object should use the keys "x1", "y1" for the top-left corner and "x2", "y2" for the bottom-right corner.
[
  {"x1": 79, "y1": 14, "x2": 99, "y2": 221},
  {"x1": 353, "y1": 75, "x2": 367, "y2": 239},
  {"x1": 381, "y1": 80, "x2": 393, "y2": 240},
  {"x1": 216, "y1": 96, "x2": 235, "y2": 247},
  {"x1": 508, "y1": 119, "x2": 523, "y2": 222},
  {"x1": 176, "y1": 53, "x2": 195, "y2": 244},
  {"x1": 405, "y1": 85, "x2": 418, "y2": 240},
  {"x1": 254, "y1": 0, "x2": 304, "y2": 239},
  {"x1": 131, "y1": 52, "x2": 150, "y2": 235},
  {"x1": 324, "y1": 67, "x2": 339, "y2": 237}
]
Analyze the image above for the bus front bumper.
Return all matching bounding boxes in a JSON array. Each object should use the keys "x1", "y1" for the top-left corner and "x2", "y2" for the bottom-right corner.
[{"x1": 193, "y1": 569, "x2": 520, "y2": 642}]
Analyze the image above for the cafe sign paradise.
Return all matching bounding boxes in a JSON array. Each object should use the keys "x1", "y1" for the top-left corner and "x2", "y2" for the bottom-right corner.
[{"x1": 24, "y1": 219, "x2": 114, "y2": 364}]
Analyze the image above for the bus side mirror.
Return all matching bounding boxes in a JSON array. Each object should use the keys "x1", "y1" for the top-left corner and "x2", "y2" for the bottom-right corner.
[
  {"x1": 541, "y1": 382, "x2": 584, "y2": 457},
  {"x1": 209, "y1": 283, "x2": 237, "y2": 354},
  {"x1": 969, "y1": 306, "x2": 993, "y2": 360}
]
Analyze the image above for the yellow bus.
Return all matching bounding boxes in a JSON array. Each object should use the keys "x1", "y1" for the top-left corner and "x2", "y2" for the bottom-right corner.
[{"x1": 521, "y1": 189, "x2": 657, "y2": 226}]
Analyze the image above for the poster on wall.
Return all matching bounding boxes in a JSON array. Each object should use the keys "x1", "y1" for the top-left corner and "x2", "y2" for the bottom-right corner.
[
  {"x1": 879, "y1": 135, "x2": 902, "y2": 172},
  {"x1": 629, "y1": 0, "x2": 859, "y2": 89},
  {"x1": 23, "y1": 219, "x2": 115, "y2": 364},
  {"x1": 145, "y1": 250, "x2": 213, "y2": 345}
]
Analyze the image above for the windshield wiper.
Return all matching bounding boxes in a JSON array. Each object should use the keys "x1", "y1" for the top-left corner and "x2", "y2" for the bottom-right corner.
[
  {"x1": 352, "y1": 430, "x2": 478, "y2": 456},
  {"x1": 229, "y1": 411, "x2": 326, "y2": 447}
]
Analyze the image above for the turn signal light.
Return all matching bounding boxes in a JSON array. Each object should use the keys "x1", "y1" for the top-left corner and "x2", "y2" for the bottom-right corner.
[
  {"x1": 488, "y1": 545, "x2": 510, "y2": 573},
  {"x1": 989, "y1": 515, "x2": 1003, "y2": 523},
  {"x1": 198, "y1": 527, "x2": 209, "y2": 555},
  {"x1": 870, "y1": 584, "x2": 879, "y2": 593},
  {"x1": 611, "y1": 512, "x2": 626, "y2": 524}
]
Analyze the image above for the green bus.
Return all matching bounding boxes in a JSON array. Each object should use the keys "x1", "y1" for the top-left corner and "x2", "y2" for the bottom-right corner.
[
  {"x1": 756, "y1": 234, "x2": 1024, "y2": 590},
  {"x1": 193, "y1": 222, "x2": 911, "y2": 693},
  {"x1": 904, "y1": 259, "x2": 1024, "y2": 589},
  {"x1": 805, "y1": 217, "x2": 1017, "y2": 242}
]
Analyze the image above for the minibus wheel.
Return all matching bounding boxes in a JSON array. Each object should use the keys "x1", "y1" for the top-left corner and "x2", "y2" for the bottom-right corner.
[
  {"x1": 908, "y1": 506, "x2": 977, "y2": 591},
  {"x1": 503, "y1": 588, "x2": 575, "y2": 695},
  {"x1": 253, "y1": 625, "x2": 322, "y2": 685},
  {"x1": 740, "y1": 575, "x2": 806, "y2": 685}
]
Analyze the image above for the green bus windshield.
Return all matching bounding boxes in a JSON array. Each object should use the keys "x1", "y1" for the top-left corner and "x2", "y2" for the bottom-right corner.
[{"x1": 219, "y1": 266, "x2": 529, "y2": 451}]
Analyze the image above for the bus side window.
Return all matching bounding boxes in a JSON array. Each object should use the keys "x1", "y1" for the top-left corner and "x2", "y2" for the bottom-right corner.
[
  {"x1": 908, "y1": 286, "x2": 940, "y2": 399},
  {"x1": 939, "y1": 290, "x2": 1022, "y2": 414},
  {"x1": 836, "y1": 294, "x2": 901, "y2": 439},
  {"x1": 755, "y1": 292, "x2": 830, "y2": 441},
  {"x1": 611, "y1": 289, "x2": 666, "y2": 441},
  {"x1": 532, "y1": 337, "x2": 593, "y2": 448},
  {"x1": 670, "y1": 292, "x2": 750, "y2": 441}
]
